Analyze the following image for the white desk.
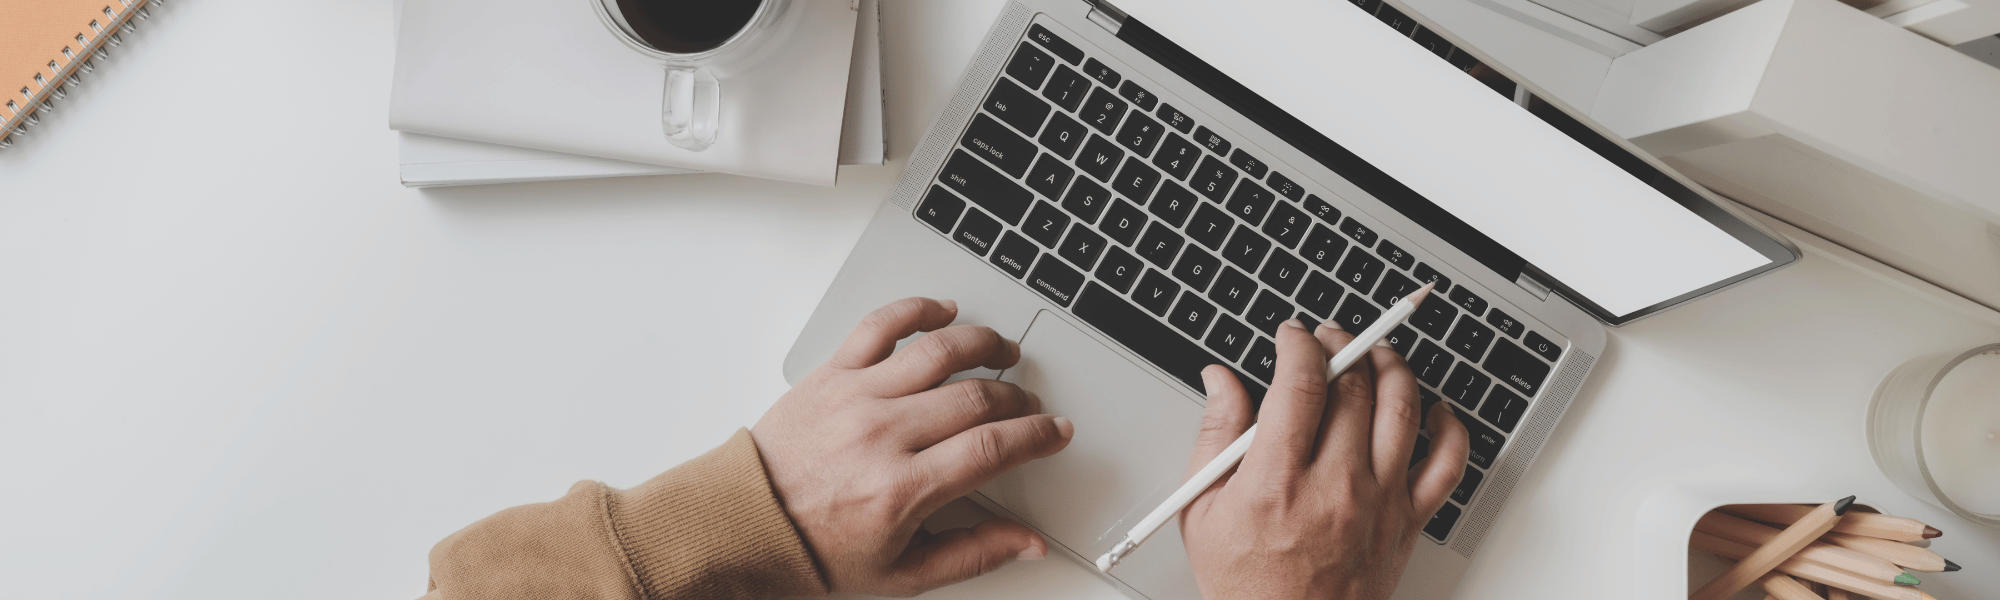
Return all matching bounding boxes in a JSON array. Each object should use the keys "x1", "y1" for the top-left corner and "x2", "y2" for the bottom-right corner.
[{"x1": 1, "y1": 1, "x2": 1994, "y2": 599}]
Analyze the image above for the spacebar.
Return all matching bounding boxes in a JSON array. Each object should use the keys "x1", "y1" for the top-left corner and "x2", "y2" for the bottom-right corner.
[{"x1": 1072, "y1": 283, "x2": 1268, "y2": 403}]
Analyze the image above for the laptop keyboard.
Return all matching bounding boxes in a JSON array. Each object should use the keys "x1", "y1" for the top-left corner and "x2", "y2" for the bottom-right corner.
[{"x1": 913, "y1": 19, "x2": 1568, "y2": 543}]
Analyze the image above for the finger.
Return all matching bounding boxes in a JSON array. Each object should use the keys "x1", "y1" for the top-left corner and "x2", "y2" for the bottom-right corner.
[
  {"x1": 1366, "y1": 341, "x2": 1423, "y2": 484},
  {"x1": 914, "y1": 414, "x2": 1073, "y2": 509},
  {"x1": 1315, "y1": 322, "x2": 1376, "y2": 471},
  {"x1": 1408, "y1": 402, "x2": 1470, "y2": 526},
  {"x1": 1186, "y1": 365, "x2": 1253, "y2": 479},
  {"x1": 895, "y1": 378, "x2": 1042, "y2": 450},
  {"x1": 864, "y1": 325, "x2": 1021, "y2": 397},
  {"x1": 829, "y1": 297, "x2": 960, "y2": 370},
  {"x1": 1244, "y1": 319, "x2": 1330, "y2": 475},
  {"x1": 891, "y1": 519, "x2": 1046, "y2": 594}
]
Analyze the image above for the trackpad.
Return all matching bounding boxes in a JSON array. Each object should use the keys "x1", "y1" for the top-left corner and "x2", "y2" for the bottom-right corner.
[{"x1": 979, "y1": 311, "x2": 1205, "y2": 598}]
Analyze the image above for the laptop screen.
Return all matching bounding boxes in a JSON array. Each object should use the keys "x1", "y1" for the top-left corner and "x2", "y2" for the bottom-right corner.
[{"x1": 1117, "y1": 0, "x2": 1790, "y2": 322}]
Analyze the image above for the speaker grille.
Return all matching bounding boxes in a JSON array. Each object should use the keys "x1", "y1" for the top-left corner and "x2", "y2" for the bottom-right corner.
[
  {"x1": 890, "y1": 2, "x2": 1033, "y2": 210},
  {"x1": 1450, "y1": 348, "x2": 1597, "y2": 557}
]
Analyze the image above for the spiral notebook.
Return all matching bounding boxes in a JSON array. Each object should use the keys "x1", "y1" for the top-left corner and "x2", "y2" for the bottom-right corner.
[{"x1": 1, "y1": 0, "x2": 158, "y2": 150}]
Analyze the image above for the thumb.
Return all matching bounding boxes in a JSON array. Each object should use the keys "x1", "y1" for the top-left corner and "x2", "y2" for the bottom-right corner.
[
  {"x1": 892, "y1": 519, "x2": 1047, "y2": 591},
  {"x1": 1187, "y1": 365, "x2": 1253, "y2": 479}
]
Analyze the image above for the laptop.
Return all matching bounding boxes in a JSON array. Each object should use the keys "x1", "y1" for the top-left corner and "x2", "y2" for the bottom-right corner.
[{"x1": 784, "y1": 0, "x2": 1797, "y2": 598}]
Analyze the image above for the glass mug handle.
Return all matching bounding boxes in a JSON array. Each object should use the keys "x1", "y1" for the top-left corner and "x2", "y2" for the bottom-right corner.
[{"x1": 662, "y1": 65, "x2": 719, "y2": 151}]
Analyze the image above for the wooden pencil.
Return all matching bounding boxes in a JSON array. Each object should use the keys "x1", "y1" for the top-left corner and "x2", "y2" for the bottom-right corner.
[
  {"x1": 1821, "y1": 531, "x2": 1958, "y2": 572},
  {"x1": 1723, "y1": 503, "x2": 1941, "y2": 542},
  {"x1": 1696, "y1": 512, "x2": 1911, "y2": 583},
  {"x1": 1692, "y1": 531, "x2": 1936, "y2": 600},
  {"x1": 1691, "y1": 497, "x2": 1855, "y2": 600},
  {"x1": 1825, "y1": 587, "x2": 1855, "y2": 600},
  {"x1": 1760, "y1": 572, "x2": 1825, "y2": 600}
]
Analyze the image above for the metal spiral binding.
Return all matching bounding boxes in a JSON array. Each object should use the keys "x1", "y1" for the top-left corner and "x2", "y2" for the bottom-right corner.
[{"x1": 2, "y1": 0, "x2": 159, "y2": 152}]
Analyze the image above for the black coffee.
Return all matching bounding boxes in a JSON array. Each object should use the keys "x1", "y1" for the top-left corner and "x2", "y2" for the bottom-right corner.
[{"x1": 615, "y1": 0, "x2": 764, "y2": 54}]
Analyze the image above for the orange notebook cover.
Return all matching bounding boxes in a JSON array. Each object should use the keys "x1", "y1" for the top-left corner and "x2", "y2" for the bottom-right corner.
[{"x1": 1, "y1": 0, "x2": 155, "y2": 149}]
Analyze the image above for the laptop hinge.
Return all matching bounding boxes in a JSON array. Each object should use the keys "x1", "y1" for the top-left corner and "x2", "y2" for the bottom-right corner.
[
  {"x1": 1515, "y1": 271, "x2": 1553, "y2": 301},
  {"x1": 1086, "y1": 0, "x2": 1127, "y2": 33}
]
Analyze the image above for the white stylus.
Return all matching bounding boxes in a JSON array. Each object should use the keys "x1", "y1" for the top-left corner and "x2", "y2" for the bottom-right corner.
[{"x1": 1094, "y1": 282, "x2": 1437, "y2": 573}]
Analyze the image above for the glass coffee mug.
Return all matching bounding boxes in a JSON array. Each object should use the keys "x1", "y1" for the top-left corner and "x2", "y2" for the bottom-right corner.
[{"x1": 590, "y1": 0, "x2": 797, "y2": 151}]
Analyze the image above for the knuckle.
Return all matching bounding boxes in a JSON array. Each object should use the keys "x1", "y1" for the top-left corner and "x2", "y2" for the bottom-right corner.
[{"x1": 965, "y1": 427, "x2": 1011, "y2": 473}]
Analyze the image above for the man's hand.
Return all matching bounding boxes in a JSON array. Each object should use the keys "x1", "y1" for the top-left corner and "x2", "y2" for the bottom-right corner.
[
  {"x1": 1180, "y1": 320, "x2": 1470, "y2": 599},
  {"x1": 752, "y1": 297, "x2": 1073, "y2": 597}
]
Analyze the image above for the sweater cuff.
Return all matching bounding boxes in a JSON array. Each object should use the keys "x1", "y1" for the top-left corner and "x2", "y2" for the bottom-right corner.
[{"x1": 606, "y1": 428, "x2": 828, "y2": 599}]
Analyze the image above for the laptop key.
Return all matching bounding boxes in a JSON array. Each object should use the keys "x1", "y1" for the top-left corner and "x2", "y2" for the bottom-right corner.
[
  {"x1": 1039, "y1": 112, "x2": 1088, "y2": 158},
  {"x1": 1101, "y1": 200, "x2": 1149, "y2": 247},
  {"x1": 1334, "y1": 293, "x2": 1384, "y2": 332},
  {"x1": 1208, "y1": 267, "x2": 1258, "y2": 314},
  {"x1": 1410, "y1": 340, "x2": 1452, "y2": 387},
  {"x1": 1060, "y1": 177, "x2": 1112, "y2": 224},
  {"x1": 1023, "y1": 201, "x2": 1070, "y2": 248},
  {"x1": 1229, "y1": 149, "x2": 1269, "y2": 179},
  {"x1": 1115, "y1": 112, "x2": 1167, "y2": 157},
  {"x1": 1118, "y1": 80, "x2": 1159, "y2": 111},
  {"x1": 1112, "y1": 158, "x2": 1162, "y2": 204},
  {"x1": 1523, "y1": 331, "x2": 1563, "y2": 362},
  {"x1": 1485, "y1": 308, "x2": 1525, "y2": 338},
  {"x1": 1135, "y1": 222, "x2": 1185, "y2": 268},
  {"x1": 1409, "y1": 433, "x2": 1432, "y2": 469},
  {"x1": 1445, "y1": 315, "x2": 1495, "y2": 361},
  {"x1": 1242, "y1": 337, "x2": 1277, "y2": 382},
  {"x1": 1449, "y1": 286, "x2": 1489, "y2": 317},
  {"x1": 1258, "y1": 252, "x2": 1307, "y2": 296},
  {"x1": 1041, "y1": 66, "x2": 1091, "y2": 113},
  {"x1": 1169, "y1": 291, "x2": 1219, "y2": 338},
  {"x1": 1410, "y1": 294, "x2": 1459, "y2": 340},
  {"x1": 1245, "y1": 291, "x2": 1295, "y2": 336},
  {"x1": 1296, "y1": 272, "x2": 1343, "y2": 318},
  {"x1": 983, "y1": 78, "x2": 1052, "y2": 135},
  {"x1": 1334, "y1": 247, "x2": 1386, "y2": 293},
  {"x1": 1027, "y1": 254, "x2": 1084, "y2": 307},
  {"x1": 1132, "y1": 269, "x2": 1180, "y2": 315},
  {"x1": 1153, "y1": 134, "x2": 1201, "y2": 180},
  {"x1": 1186, "y1": 204, "x2": 1234, "y2": 249},
  {"x1": 1222, "y1": 225, "x2": 1272, "y2": 271},
  {"x1": 1225, "y1": 182, "x2": 1276, "y2": 226},
  {"x1": 1299, "y1": 224, "x2": 1347, "y2": 271},
  {"x1": 1479, "y1": 385, "x2": 1529, "y2": 433},
  {"x1": 1172, "y1": 246, "x2": 1223, "y2": 291},
  {"x1": 916, "y1": 185, "x2": 966, "y2": 234},
  {"x1": 1376, "y1": 240, "x2": 1415, "y2": 270},
  {"x1": 1377, "y1": 4, "x2": 1420, "y2": 35},
  {"x1": 1452, "y1": 466, "x2": 1484, "y2": 505},
  {"x1": 1262, "y1": 202, "x2": 1309, "y2": 249},
  {"x1": 1148, "y1": 181, "x2": 1198, "y2": 227},
  {"x1": 1386, "y1": 324, "x2": 1419, "y2": 356},
  {"x1": 961, "y1": 114, "x2": 1036, "y2": 177},
  {"x1": 1082, "y1": 57, "x2": 1122, "y2": 87},
  {"x1": 1412, "y1": 263, "x2": 1453, "y2": 294},
  {"x1": 1079, "y1": 87, "x2": 1128, "y2": 135},
  {"x1": 1372, "y1": 270, "x2": 1420, "y2": 307},
  {"x1": 1424, "y1": 502, "x2": 1462, "y2": 541},
  {"x1": 1441, "y1": 362, "x2": 1490, "y2": 409},
  {"x1": 1303, "y1": 194, "x2": 1341, "y2": 224},
  {"x1": 1005, "y1": 42, "x2": 1055, "y2": 89},
  {"x1": 1189, "y1": 155, "x2": 1238, "y2": 203},
  {"x1": 1077, "y1": 135, "x2": 1124, "y2": 182},
  {"x1": 1413, "y1": 26, "x2": 1454, "y2": 60},
  {"x1": 1059, "y1": 224, "x2": 1108, "y2": 270},
  {"x1": 1485, "y1": 340, "x2": 1550, "y2": 397},
  {"x1": 1073, "y1": 283, "x2": 1267, "y2": 401},
  {"x1": 1346, "y1": 0, "x2": 1384, "y2": 17},
  {"x1": 1026, "y1": 153, "x2": 1074, "y2": 202},
  {"x1": 1205, "y1": 316, "x2": 1255, "y2": 362},
  {"x1": 1157, "y1": 103, "x2": 1196, "y2": 133},
  {"x1": 1267, "y1": 171, "x2": 1305, "y2": 202},
  {"x1": 1193, "y1": 126, "x2": 1232, "y2": 156},
  {"x1": 1457, "y1": 410, "x2": 1505, "y2": 469},
  {"x1": 1338, "y1": 217, "x2": 1379, "y2": 246},
  {"x1": 1097, "y1": 246, "x2": 1144, "y2": 293},
  {"x1": 1027, "y1": 24, "x2": 1083, "y2": 64},
  {"x1": 990, "y1": 231, "x2": 1038, "y2": 277}
]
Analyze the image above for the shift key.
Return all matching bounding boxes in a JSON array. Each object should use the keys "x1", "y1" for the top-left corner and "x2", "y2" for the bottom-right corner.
[{"x1": 938, "y1": 150, "x2": 1034, "y2": 224}]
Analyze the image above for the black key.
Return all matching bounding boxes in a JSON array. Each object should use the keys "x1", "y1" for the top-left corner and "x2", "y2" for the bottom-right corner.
[
  {"x1": 1333, "y1": 248, "x2": 1386, "y2": 293},
  {"x1": 1228, "y1": 149, "x2": 1269, "y2": 179},
  {"x1": 953, "y1": 207, "x2": 1003, "y2": 256},
  {"x1": 1267, "y1": 172, "x2": 1305, "y2": 201},
  {"x1": 1022, "y1": 201, "x2": 1070, "y2": 248},
  {"x1": 1148, "y1": 181, "x2": 1198, "y2": 227},
  {"x1": 1376, "y1": 240, "x2": 1416, "y2": 270},
  {"x1": 1479, "y1": 385, "x2": 1529, "y2": 433},
  {"x1": 1413, "y1": 26, "x2": 1453, "y2": 60},
  {"x1": 1412, "y1": 263, "x2": 1453, "y2": 294},
  {"x1": 1114, "y1": 112, "x2": 1167, "y2": 157},
  {"x1": 1457, "y1": 411, "x2": 1505, "y2": 469},
  {"x1": 1221, "y1": 225, "x2": 1272, "y2": 271},
  {"x1": 1076, "y1": 135, "x2": 1124, "y2": 182},
  {"x1": 1152, "y1": 134, "x2": 1201, "y2": 180},
  {"x1": 1424, "y1": 502, "x2": 1462, "y2": 541},
  {"x1": 1039, "y1": 112, "x2": 1088, "y2": 158},
  {"x1": 1058, "y1": 224, "x2": 1108, "y2": 270},
  {"x1": 1338, "y1": 217, "x2": 1379, "y2": 246},
  {"x1": 1082, "y1": 57, "x2": 1122, "y2": 87},
  {"x1": 1449, "y1": 286, "x2": 1489, "y2": 316},
  {"x1": 1207, "y1": 267, "x2": 1258, "y2": 314},
  {"x1": 1257, "y1": 252, "x2": 1308, "y2": 296},
  {"x1": 1100, "y1": 200, "x2": 1148, "y2": 247},
  {"x1": 1041, "y1": 66, "x2": 1091, "y2": 113},
  {"x1": 1111, "y1": 158, "x2": 1161, "y2": 204},
  {"x1": 990, "y1": 231, "x2": 1038, "y2": 278},
  {"x1": 1386, "y1": 324, "x2": 1419, "y2": 356},
  {"x1": 1185, "y1": 204, "x2": 1234, "y2": 250},
  {"x1": 1025, "y1": 153, "x2": 1073, "y2": 202},
  {"x1": 1172, "y1": 246, "x2": 1223, "y2": 291},
  {"x1": 1294, "y1": 311, "x2": 1324, "y2": 331},
  {"x1": 1188, "y1": 156, "x2": 1238, "y2": 202},
  {"x1": 1441, "y1": 362, "x2": 1490, "y2": 409},
  {"x1": 1410, "y1": 340, "x2": 1452, "y2": 387},
  {"x1": 1224, "y1": 182, "x2": 1276, "y2": 226},
  {"x1": 1060, "y1": 177, "x2": 1112, "y2": 224},
  {"x1": 939, "y1": 151, "x2": 1033, "y2": 224},
  {"x1": 1168, "y1": 291, "x2": 1218, "y2": 338},
  {"x1": 1242, "y1": 337, "x2": 1277, "y2": 382},
  {"x1": 1097, "y1": 247, "x2": 1144, "y2": 293},
  {"x1": 1452, "y1": 466, "x2": 1484, "y2": 505},
  {"x1": 983, "y1": 78, "x2": 1052, "y2": 135},
  {"x1": 1333, "y1": 293, "x2": 1383, "y2": 332},
  {"x1": 1303, "y1": 194, "x2": 1341, "y2": 224},
  {"x1": 1299, "y1": 224, "x2": 1347, "y2": 271},
  {"x1": 1346, "y1": 0, "x2": 1383, "y2": 16},
  {"x1": 1004, "y1": 42, "x2": 1054, "y2": 89},
  {"x1": 1157, "y1": 103, "x2": 1195, "y2": 133},
  {"x1": 1485, "y1": 340, "x2": 1550, "y2": 397},
  {"x1": 1193, "y1": 126, "x2": 1232, "y2": 156},
  {"x1": 1079, "y1": 87, "x2": 1127, "y2": 135},
  {"x1": 916, "y1": 185, "x2": 965, "y2": 234},
  {"x1": 1372, "y1": 270, "x2": 1420, "y2": 307},
  {"x1": 1245, "y1": 291, "x2": 1295, "y2": 336},
  {"x1": 1072, "y1": 283, "x2": 1266, "y2": 401},
  {"x1": 1524, "y1": 331, "x2": 1563, "y2": 362},
  {"x1": 1409, "y1": 433, "x2": 1432, "y2": 469},
  {"x1": 1377, "y1": 4, "x2": 1419, "y2": 35},
  {"x1": 1135, "y1": 222, "x2": 1185, "y2": 268},
  {"x1": 1445, "y1": 315, "x2": 1496, "y2": 361},
  {"x1": 1296, "y1": 272, "x2": 1343, "y2": 318},
  {"x1": 1410, "y1": 294, "x2": 1459, "y2": 340},
  {"x1": 1486, "y1": 309, "x2": 1525, "y2": 338},
  {"x1": 1027, "y1": 254, "x2": 1085, "y2": 306},
  {"x1": 1027, "y1": 24, "x2": 1083, "y2": 64},
  {"x1": 1205, "y1": 316, "x2": 1254, "y2": 361},
  {"x1": 1261, "y1": 202, "x2": 1310, "y2": 249},
  {"x1": 960, "y1": 114, "x2": 1036, "y2": 177},
  {"x1": 1132, "y1": 269, "x2": 1180, "y2": 315},
  {"x1": 1118, "y1": 80, "x2": 1159, "y2": 111}
]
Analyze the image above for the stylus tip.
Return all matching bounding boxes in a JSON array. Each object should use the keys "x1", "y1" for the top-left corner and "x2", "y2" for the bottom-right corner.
[{"x1": 1407, "y1": 281, "x2": 1437, "y2": 306}]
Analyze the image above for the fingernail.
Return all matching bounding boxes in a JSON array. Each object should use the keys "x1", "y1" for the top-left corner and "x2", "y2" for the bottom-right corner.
[
  {"x1": 938, "y1": 299, "x2": 959, "y2": 313},
  {"x1": 1282, "y1": 318, "x2": 1305, "y2": 330},
  {"x1": 1052, "y1": 416, "x2": 1074, "y2": 440},
  {"x1": 1017, "y1": 545, "x2": 1047, "y2": 561},
  {"x1": 1320, "y1": 320, "x2": 1343, "y2": 332},
  {"x1": 1373, "y1": 338, "x2": 1391, "y2": 348}
]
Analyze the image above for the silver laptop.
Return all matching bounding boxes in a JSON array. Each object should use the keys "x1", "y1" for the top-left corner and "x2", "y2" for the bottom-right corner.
[{"x1": 784, "y1": 0, "x2": 1796, "y2": 598}]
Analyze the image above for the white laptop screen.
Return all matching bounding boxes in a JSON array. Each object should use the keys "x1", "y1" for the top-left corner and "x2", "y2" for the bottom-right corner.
[{"x1": 1119, "y1": 0, "x2": 1782, "y2": 320}]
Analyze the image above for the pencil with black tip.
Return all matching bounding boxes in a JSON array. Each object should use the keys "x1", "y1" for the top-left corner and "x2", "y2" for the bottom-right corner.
[
  {"x1": 1821, "y1": 531, "x2": 1960, "y2": 573},
  {"x1": 1722, "y1": 503, "x2": 1942, "y2": 542},
  {"x1": 1692, "y1": 531, "x2": 1937, "y2": 600},
  {"x1": 1691, "y1": 496, "x2": 1856, "y2": 600},
  {"x1": 1695, "y1": 512, "x2": 1916, "y2": 585}
]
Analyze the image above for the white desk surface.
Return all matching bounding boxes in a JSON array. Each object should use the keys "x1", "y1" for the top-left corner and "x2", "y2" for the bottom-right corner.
[{"x1": 1, "y1": 1, "x2": 1994, "y2": 599}]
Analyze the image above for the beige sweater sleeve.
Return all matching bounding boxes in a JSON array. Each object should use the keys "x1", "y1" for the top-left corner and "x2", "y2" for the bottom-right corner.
[{"x1": 419, "y1": 429, "x2": 829, "y2": 600}]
